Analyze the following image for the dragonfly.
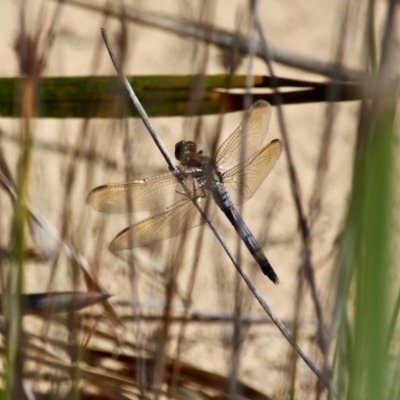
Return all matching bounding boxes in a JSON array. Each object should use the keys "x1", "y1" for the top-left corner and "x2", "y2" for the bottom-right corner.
[{"x1": 87, "y1": 100, "x2": 283, "y2": 283}]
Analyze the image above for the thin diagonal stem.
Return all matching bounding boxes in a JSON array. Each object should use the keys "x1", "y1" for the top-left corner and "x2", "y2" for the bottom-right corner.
[
  {"x1": 254, "y1": 11, "x2": 326, "y2": 338},
  {"x1": 254, "y1": 11, "x2": 336, "y2": 396}
]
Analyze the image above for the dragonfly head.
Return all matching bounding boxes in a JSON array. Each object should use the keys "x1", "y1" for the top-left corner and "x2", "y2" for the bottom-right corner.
[{"x1": 175, "y1": 141, "x2": 198, "y2": 165}]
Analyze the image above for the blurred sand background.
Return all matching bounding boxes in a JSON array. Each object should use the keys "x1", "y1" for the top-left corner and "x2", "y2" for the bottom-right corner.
[{"x1": 0, "y1": 0, "x2": 385, "y2": 398}]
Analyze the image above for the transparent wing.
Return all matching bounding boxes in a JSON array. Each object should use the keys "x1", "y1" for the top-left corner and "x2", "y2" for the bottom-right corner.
[
  {"x1": 222, "y1": 139, "x2": 282, "y2": 205},
  {"x1": 216, "y1": 100, "x2": 272, "y2": 172},
  {"x1": 109, "y1": 196, "x2": 214, "y2": 251},
  {"x1": 87, "y1": 172, "x2": 194, "y2": 213}
]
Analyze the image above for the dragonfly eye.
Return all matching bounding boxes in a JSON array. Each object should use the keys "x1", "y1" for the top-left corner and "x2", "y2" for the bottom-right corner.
[{"x1": 175, "y1": 141, "x2": 197, "y2": 163}]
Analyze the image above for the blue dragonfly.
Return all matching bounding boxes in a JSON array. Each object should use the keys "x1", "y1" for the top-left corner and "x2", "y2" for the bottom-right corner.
[{"x1": 87, "y1": 100, "x2": 282, "y2": 283}]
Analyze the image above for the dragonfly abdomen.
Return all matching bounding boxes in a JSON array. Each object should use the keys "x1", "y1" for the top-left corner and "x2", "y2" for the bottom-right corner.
[
  {"x1": 213, "y1": 187, "x2": 279, "y2": 284},
  {"x1": 242, "y1": 226, "x2": 279, "y2": 284}
]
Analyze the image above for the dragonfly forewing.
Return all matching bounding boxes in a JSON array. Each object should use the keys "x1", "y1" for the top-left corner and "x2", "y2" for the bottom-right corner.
[
  {"x1": 109, "y1": 197, "x2": 214, "y2": 251},
  {"x1": 216, "y1": 100, "x2": 272, "y2": 172},
  {"x1": 87, "y1": 172, "x2": 195, "y2": 213}
]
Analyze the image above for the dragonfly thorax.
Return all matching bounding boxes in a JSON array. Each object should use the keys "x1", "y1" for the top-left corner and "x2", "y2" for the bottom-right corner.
[{"x1": 175, "y1": 141, "x2": 223, "y2": 188}]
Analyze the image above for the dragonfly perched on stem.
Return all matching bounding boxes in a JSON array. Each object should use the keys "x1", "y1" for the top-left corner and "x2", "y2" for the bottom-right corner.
[{"x1": 87, "y1": 100, "x2": 283, "y2": 283}]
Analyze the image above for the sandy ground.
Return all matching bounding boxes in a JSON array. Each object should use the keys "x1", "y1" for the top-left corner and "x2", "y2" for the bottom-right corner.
[{"x1": 0, "y1": 0, "x2": 380, "y2": 398}]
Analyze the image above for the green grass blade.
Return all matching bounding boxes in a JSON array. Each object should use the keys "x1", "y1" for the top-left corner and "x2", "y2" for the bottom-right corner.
[{"x1": 0, "y1": 75, "x2": 368, "y2": 118}]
